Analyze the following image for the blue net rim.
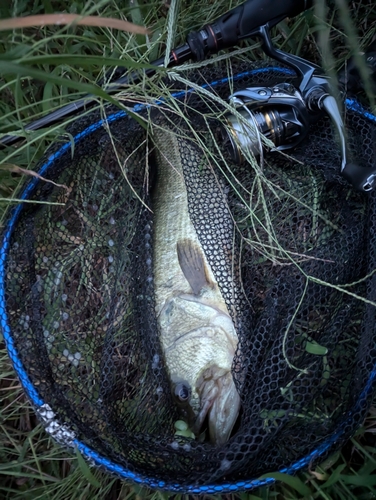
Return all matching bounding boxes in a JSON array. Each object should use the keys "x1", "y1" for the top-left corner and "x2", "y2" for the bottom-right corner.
[{"x1": 1, "y1": 66, "x2": 376, "y2": 494}]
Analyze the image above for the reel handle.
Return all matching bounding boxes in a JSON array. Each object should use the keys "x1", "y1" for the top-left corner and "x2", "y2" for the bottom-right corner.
[
  {"x1": 342, "y1": 163, "x2": 376, "y2": 192},
  {"x1": 319, "y1": 94, "x2": 376, "y2": 192}
]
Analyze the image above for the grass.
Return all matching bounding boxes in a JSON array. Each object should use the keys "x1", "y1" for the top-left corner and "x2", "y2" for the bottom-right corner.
[{"x1": 1, "y1": 0, "x2": 376, "y2": 498}]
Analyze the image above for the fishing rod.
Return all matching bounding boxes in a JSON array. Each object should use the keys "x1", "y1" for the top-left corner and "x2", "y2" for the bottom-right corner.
[{"x1": 0, "y1": 0, "x2": 312, "y2": 147}]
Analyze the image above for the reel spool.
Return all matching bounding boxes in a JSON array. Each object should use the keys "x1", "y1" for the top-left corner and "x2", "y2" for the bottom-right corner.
[{"x1": 222, "y1": 82, "x2": 309, "y2": 164}]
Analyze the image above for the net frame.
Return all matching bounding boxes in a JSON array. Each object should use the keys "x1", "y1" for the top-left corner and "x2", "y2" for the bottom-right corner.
[{"x1": 1, "y1": 64, "x2": 376, "y2": 494}]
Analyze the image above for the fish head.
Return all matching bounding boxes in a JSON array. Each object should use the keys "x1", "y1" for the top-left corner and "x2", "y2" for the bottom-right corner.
[
  {"x1": 171, "y1": 361, "x2": 240, "y2": 445},
  {"x1": 167, "y1": 315, "x2": 240, "y2": 445},
  {"x1": 194, "y1": 365, "x2": 241, "y2": 445}
]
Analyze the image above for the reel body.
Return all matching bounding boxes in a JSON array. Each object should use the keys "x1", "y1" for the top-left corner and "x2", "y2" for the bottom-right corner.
[{"x1": 222, "y1": 27, "x2": 376, "y2": 191}]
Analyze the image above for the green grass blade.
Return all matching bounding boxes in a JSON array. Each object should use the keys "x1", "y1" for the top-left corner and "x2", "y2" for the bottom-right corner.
[
  {"x1": 259, "y1": 472, "x2": 312, "y2": 497},
  {"x1": 74, "y1": 448, "x2": 101, "y2": 488}
]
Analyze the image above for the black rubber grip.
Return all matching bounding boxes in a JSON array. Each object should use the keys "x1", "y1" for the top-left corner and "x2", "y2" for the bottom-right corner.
[{"x1": 342, "y1": 162, "x2": 376, "y2": 192}]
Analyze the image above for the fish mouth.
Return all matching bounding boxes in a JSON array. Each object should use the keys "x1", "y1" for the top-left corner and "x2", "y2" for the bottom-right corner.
[{"x1": 194, "y1": 368, "x2": 241, "y2": 445}]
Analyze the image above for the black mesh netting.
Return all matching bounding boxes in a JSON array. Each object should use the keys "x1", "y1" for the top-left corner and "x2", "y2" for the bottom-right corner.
[{"x1": 2, "y1": 61, "x2": 376, "y2": 492}]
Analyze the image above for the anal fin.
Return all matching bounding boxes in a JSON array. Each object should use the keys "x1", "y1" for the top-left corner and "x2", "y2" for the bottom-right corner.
[{"x1": 177, "y1": 239, "x2": 213, "y2": 295}]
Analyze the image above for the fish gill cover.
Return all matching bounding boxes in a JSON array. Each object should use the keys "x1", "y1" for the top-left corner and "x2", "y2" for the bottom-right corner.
[{"x1": 1, "y1": 61, "x2": 376, "y2": 493}]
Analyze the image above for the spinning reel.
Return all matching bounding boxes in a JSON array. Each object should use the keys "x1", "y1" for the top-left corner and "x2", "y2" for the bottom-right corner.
[
  {"x1": 222, "y1": 27, "x2": 376, "y2": 192},
  {"x1": 2, "y1": 0, "x2": 375, "y2": 192}
]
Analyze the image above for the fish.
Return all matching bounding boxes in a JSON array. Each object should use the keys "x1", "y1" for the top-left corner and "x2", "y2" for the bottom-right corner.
[{"x1": 151, "y1": 121, "x2": 243, "y2": 445}]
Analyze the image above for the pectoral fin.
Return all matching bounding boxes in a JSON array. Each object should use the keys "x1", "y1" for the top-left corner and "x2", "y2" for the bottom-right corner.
[{"x1": 177, "y1": 239, "x2": 213, "y2": 295}]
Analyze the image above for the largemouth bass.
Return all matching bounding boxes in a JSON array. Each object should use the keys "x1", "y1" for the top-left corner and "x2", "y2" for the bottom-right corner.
[{"x1": 152, "y1": 123, "x2": 242, "y2": 445}]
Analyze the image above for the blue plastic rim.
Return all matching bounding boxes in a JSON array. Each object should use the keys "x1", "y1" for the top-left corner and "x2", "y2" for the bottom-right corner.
[{"x1": 1, "y1": 66, "x2": 376, "y2": 494}]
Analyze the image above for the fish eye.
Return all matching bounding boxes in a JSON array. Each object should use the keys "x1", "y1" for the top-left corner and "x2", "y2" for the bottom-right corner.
[{"x1": 174, "y1": 382, "x2": 191, "y2": 403}]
